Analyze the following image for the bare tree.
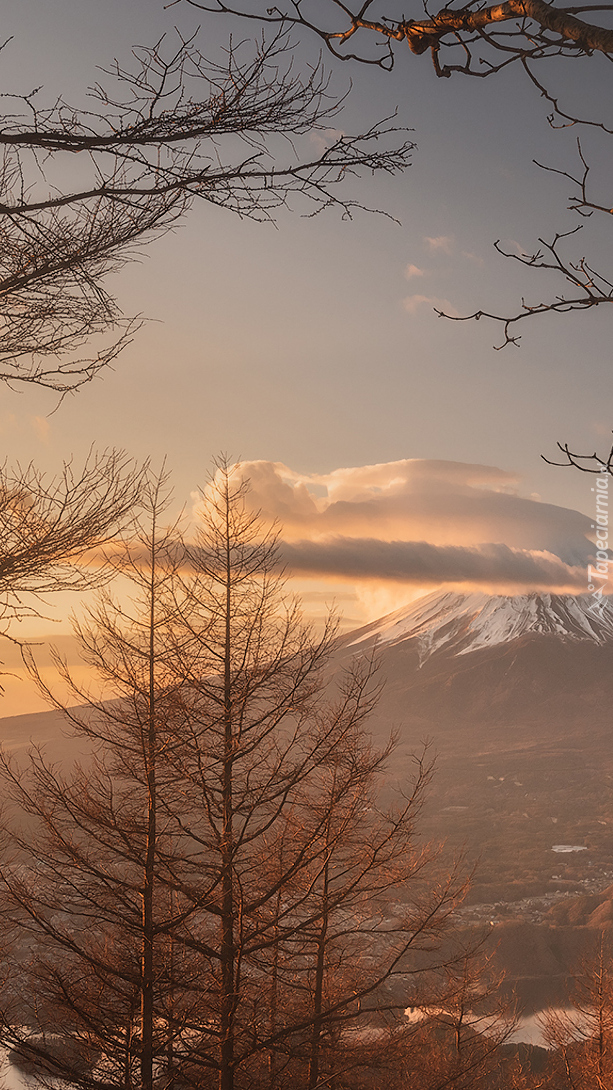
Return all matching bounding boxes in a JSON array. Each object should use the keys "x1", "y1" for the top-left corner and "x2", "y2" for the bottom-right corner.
[
  {"x1": 177, "y1": 0, "x2": 613, "y2": 70},
  {"x1": 177, "y1": 0, "x2": 613, "y2": 345},
  {"x1": 0, "y1": 471, "x2": 192, "y2": 1090},
  {"x1": 0, "y1": 461, "x2": 467, "y2": 1090},
  {"x1": 404, "y1": 945, "x2": 516, "y2": 1090},
  {"x1": 541, "y1": 931, "x2": 613, "y2": 1089},
  {"x1": 131, "y1": 462, "x2": 467, "y2": 1090},
  {"x1": 542, "y1": 436, "x2": 613, "y2": 476},
  {"x1": 0, "y1": 448, "x2": 144, "y2": 630},
  {"x1": 0, "y1": 31, "x2": 413, "y2": 391}
]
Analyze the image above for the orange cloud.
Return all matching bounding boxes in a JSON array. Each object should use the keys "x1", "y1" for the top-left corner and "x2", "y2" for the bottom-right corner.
[
  {"x1": 403, "y1": 294, "x2": 459, "y2": 317},
  {"x1": 424, "y1": 235, "x2": 454, "y2": 255},
  {"x1": 214, "y1": 458, "x2": 595, "y2": 595}
]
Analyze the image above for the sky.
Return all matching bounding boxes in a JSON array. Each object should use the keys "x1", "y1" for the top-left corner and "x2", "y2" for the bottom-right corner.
[{"x1": 0, "y1": 0, "x2": 612, "y2": 713}]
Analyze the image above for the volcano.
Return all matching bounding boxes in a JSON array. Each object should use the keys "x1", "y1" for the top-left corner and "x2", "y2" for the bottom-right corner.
[
  {"x1": 336, "y1": 589, "x2": 613, "y2": 734},
  {"x1": 345, "y1": 589, "x2": 613, "y2": 663},
  {"x1": 332, "y1": 590, "x2": 613, "y2": 913}
]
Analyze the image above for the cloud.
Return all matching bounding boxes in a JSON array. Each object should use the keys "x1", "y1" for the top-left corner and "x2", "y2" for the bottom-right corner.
[
  {"x1": 278, "y1": 538, "x2": 584, "y2": 589},
  {"x1": 405, "y1": 264, "x2": 425, "y2": 279},
  {"x1": 403, "y1": 294, "x2": 433, "y2": 313},
  {"x1": 424, "y1": 235, "x2": 454, "y2": 255},
  {"x1": 211, "y1": 458, "x2": 596, "y2": 596},
  {"x1": 498, "y1": 239, "x2": 532, "y2": 258},
  {"x1": 403, "y1": 294, "x2": 459, "y2": 317},
  {"x1": 31, "y1": 415, "x2": 50, "y2": 442},
  {"x1": 309, "y1": 128, "x2": 345, "y2": 154},
  {"x1": 461, "y1": 250, "x2": 485, "y2": 267}
]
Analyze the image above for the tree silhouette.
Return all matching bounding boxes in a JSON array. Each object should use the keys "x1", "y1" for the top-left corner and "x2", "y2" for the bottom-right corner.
[
  {"x1": 0, "y1": 32, "x2": 413, "y2": 390},
  {"x1": 0, "y1": 461, "x2": 466, "y2": 1090}
]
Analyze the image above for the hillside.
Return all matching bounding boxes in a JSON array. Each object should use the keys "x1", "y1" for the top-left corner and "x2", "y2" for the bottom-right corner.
[{"x1": 333, "y1": 592, "x2": 613, "y2": 907}]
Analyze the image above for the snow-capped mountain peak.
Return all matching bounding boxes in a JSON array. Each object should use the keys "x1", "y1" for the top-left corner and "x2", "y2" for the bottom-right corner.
[{"x1": 347, "y1": 590, "x2": 613, "y2": 664}]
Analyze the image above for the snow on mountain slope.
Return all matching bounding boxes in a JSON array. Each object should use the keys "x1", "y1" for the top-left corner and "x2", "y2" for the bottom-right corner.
[{"x1": 347, "y1": 590, "x2": 613, "y2": 663}]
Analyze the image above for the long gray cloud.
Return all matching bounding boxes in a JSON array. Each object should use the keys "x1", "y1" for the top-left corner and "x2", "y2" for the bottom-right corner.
[{"x1": 278, "y1": 538, "x2": 585, "y2": 588}]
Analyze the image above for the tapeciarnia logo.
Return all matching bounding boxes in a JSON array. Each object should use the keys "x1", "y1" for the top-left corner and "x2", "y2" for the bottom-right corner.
[{"x1": 588, "y1": 467, "x2": 609, "y2": 613}]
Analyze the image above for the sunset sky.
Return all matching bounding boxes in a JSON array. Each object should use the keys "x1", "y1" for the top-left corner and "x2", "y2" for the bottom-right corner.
[{"x1": 0, "y1": 0, "x2": 611, "y2": 712}]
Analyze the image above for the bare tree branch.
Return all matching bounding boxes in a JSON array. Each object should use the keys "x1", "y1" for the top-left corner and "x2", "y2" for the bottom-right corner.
[
  {"x1": 0, "y1": 463, "x2": 475, "y2": 1090},
  {"x1": 542, "y1": 437, "x2": 613, "y2": 473},
  {"x1": 437, "y1": 226, "x2": 613, "y2": 347},
  {"x1": 0, "y1": 448, "x2": 145, "y2": 625},
  {"x1": 174, "y1": 0, "x2": 613, "y2": 70},
  {"x1": 0, "y1": 31, "x2": 414, "y2": 389},
  {"x1": 177, "y1": 0, "x2": 613, "y2": 345}
]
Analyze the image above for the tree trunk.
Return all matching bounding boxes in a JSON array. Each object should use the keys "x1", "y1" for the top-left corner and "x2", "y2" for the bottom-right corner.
[
  {"x1": 308, "y1": 858, "x2": 330, "y2": 1090},
  {"x1": 404, "y1": 0, "x2": 613, "y2": 55},
  {"x1": 141, "y1": 517, "x2": 159, "y2": 1090},
  {"x1": 220, "y1": 490, "x2": 235, "y2": 1090}
]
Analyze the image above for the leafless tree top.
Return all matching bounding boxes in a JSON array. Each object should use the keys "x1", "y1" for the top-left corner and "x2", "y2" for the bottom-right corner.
[
  {"x1": 173, "y1": 0, "x2": 613, "y2": 346},
  {"x1": 175, "y1": 0, "x2": 613, "y2": 73},
  {"x1": 0, "y1": 448, "x2": 145, "y2": 625},
  {"x1": 0, "y1": 31, "x2": 413, "y2": 390}
]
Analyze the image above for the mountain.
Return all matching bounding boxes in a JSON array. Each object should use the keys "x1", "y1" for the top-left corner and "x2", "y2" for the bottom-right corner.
[
  {"x1": 3, "y1": 591, "x2": 612, "y2": 906},
  {"x1": 332, "y1": 589, "x2": 613, "y2": 1009},
  {"x1": 332, "y1": 590, "x2": 613, "y2": 914},
  {"x1": 345, "y1": 589, "x2": 613, "y2": 664},
  {"x1": 0, "y1": 706, "x2": 88, "y2": 765},
  {"x1": 336, "y1": 589, "x2": 613, "y2": 735}
]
